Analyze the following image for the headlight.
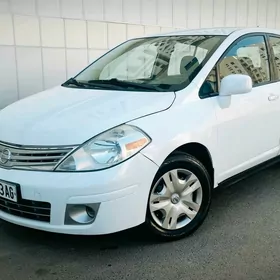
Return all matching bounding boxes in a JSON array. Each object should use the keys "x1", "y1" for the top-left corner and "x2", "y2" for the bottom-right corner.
[{"x1": 55, "y1": 124, "x2": 151, "y2": 172}]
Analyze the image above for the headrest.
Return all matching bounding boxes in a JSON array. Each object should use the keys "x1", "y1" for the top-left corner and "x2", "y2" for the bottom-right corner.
[{"x1": 180, "y1": 56, "x2": 199, "y2": 75}]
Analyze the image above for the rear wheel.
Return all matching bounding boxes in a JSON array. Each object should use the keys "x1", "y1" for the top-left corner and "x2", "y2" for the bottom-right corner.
[{"x1": 146, "y1": 152, "x2": 212, "y2": 240}]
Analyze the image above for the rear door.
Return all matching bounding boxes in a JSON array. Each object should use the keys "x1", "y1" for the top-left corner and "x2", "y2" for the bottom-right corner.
[{"x1": 267, "y1": 35, "x2": 280, "y2": 154}]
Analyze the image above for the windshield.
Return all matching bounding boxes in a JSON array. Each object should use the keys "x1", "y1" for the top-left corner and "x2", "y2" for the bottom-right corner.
[{"x1": 65, "y1": 35, "x2": 226, "y2": 92}]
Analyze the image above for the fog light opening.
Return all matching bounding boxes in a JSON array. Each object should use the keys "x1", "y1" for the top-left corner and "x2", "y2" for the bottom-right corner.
[
  {"x1": 86, "y1": 206, "x2": 95, "y2": 218},
  {"x1": 65, "y1": 203, "x2": 100, "y2": 225}
]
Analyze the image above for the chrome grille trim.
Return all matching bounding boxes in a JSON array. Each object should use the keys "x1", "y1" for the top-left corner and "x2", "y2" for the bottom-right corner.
[{"x1": 0, "y1": 141, "x2": 77, "y2": 171}]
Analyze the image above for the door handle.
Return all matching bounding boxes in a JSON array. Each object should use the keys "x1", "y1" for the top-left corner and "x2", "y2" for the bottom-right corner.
[{"x1": 268, "y1": 94, "x2": 279, "y2": 101}]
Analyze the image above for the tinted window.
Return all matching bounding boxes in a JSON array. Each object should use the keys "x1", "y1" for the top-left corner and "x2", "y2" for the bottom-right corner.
[
  {"x1": 269, "y1": 36, "x2": 280, "y2": 79},
  {"x1": 219, "y1": 36, "x2": 270, "y2": 86}
]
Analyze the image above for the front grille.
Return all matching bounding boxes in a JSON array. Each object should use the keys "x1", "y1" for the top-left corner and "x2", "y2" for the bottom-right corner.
[
  {"x1": 0, "y1": 141, "x2": 76, "y2": 171},
  {"x1": 0, "y1": 198, "x2": 51, "y2": 222}
]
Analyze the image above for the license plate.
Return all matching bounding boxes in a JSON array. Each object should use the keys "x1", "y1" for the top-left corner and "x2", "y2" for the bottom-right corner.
[{"x1": 0, "y1": 180, "x2": 18, "y2": 202}]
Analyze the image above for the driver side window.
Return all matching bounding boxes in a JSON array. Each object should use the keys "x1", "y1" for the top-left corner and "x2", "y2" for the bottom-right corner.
[
  {"x1": 200, "y1": 35, "x2": 271, "y2": 98},
  {"x1": 219, "y1": 35, "x2": 270, "y2": 85}
]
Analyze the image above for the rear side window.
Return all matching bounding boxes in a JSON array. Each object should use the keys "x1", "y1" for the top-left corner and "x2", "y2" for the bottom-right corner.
[
  {"x1": 269, "y1": 36, "x2": 280, "y2": 79},
  {"x1": 219, "y1": 35, "x2": 270, "y2": 86}
]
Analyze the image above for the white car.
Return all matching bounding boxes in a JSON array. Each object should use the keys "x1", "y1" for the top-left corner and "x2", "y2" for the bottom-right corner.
[{"x1": 0, "y1": 27, "x2": 280, "y2": 240}]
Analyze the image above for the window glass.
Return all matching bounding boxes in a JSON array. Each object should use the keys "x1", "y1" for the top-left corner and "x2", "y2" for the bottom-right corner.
[
  {"x1": 269, "y1": 36, "x2": 280, "y2": 79},
  {"x1": 168, "y1": 44, "x2": 208, "y2": 75},
  {"x1": 74, "y1": 35, "x2": 225, "y2": 92},
  {"x1": 100, "y1": 45, "x2": 158, "y2": 80},
  {"x1": 219, "y1": 36, "x2": 270, "y2": 86},
  {"x1": 200, "y1": 67, "x2": 218, "y2": 98}
]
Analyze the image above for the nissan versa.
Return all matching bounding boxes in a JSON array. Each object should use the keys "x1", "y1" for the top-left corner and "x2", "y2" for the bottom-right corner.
[{"x1": 0, "y1": 27, "x2": 280, "y2": 240}]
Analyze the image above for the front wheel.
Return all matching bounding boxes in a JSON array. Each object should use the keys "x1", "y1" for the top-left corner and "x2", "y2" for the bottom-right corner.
[{"x1": 145, "y1": 152, "x2": 212, "y2": 241}]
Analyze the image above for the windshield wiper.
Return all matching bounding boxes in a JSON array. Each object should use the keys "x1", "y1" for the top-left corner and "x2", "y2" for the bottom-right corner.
[
  {"x1": 88, "y1": 79, "x2": 163, "y2": 92},
  {"x1": 62, "y1": 78, "x2": 86, "y2": 88},
  {"x1": 63, "y1": 77, "x2": 126, "y2": 90},
  {"x1": 63, "y1": 78, "x2": 168, "y2": 92},
  {"x1": 62, "y1": 78, "x2": 115, "y2": 90}
]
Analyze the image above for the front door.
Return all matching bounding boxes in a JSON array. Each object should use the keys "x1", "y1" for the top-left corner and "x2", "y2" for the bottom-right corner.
[{"x1": 214, "y1": 35, "x2": 279, "y2": 182}]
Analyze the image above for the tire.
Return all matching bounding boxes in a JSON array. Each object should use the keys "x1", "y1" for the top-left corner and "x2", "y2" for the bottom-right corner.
[{"x1": 145, "y1": 152, "x2": 212, "y2": 241}]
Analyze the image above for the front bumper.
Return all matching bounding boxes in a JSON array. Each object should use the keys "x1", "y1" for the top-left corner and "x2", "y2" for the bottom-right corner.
[{"x1": 0, "y1": 153, "x2": 158, "y2": 235}]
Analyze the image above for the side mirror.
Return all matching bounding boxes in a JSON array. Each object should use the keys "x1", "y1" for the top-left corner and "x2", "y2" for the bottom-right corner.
[{"x1": 219, "y1": 74, "x2": 252, "y2": 96}]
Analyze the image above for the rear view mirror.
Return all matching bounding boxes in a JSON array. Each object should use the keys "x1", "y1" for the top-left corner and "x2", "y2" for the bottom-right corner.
[{"x1": 219, "y1": 74, "x2": 252, "y2": 96}]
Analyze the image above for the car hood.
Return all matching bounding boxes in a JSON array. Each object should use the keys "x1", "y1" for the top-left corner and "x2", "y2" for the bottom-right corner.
[{"x1": 0, "y1": 86, "x2": 175, "y2": 145}]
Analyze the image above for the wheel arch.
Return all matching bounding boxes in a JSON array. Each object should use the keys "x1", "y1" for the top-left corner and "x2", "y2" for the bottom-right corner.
[{"x1": 168, "y1": 142, "x2": 214, "y2": 187}]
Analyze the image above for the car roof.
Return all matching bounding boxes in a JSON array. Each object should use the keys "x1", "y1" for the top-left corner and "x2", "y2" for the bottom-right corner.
[
  {"x1": 147, "y1": 27, "x2": 280, "y2": 37},
  {"x1": 160, "y1": 27, "x2": 242, "y2": 36}
]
